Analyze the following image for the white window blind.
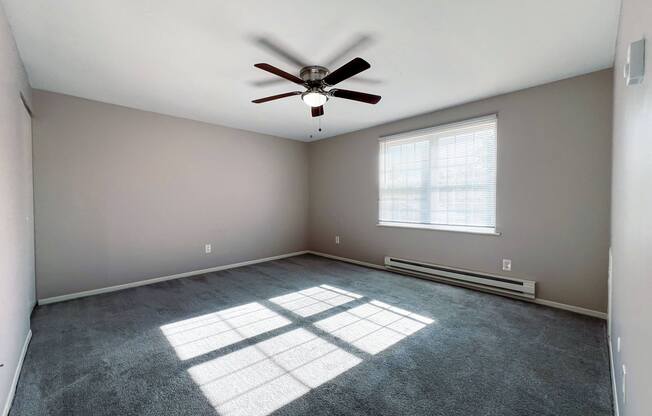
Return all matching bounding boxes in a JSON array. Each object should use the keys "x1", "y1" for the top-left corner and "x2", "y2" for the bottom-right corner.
[{"x1": 379, "y1": 115, "x2": 497, "y2": 231}]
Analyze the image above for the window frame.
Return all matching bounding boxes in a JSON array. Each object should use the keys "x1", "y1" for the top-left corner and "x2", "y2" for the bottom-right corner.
[{"x1": 376, "y1": 114, "x2": 500, "y2": 236}]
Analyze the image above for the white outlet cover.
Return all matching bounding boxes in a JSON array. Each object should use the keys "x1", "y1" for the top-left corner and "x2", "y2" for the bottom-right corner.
[
  {"x1": 205, "y1": 244, "x2": 212, "y2": 253},
  {"x1": 502, "y1": 259, "x2": 512, "y2": 271},
  {"x1": 617, "y1": 337, "x2": 621, "y2": 352}
]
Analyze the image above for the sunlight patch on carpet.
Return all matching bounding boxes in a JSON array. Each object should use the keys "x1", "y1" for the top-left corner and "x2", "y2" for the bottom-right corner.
[
  {"x1": 188, "y1": 328, "x2": 361, "y2": 416},
  {"x1": 162, "y1": 285, "x2": 435, "y2": 415},
  {"x1": 161, "y1": 302, "x2": 291, "y2": 360},
  {"x1": 315, "y1": 299, "x2": 435, "y2": 354},
  {"x1": 269, "y1": 284, "x2": 362, "y2": 317}
]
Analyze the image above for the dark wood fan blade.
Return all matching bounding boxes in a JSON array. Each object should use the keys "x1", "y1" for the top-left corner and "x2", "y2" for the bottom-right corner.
[
  {"x1": 311, "y1": 106, "x2": 324, "y2": 117},
  {"x1": 330, "y1": 89, "x2": 381, "y2": 104},
  {"x1": 254, "y1": 63, "x2": 304, "y2": 85},
  {"x1": 322, "y1": 57, "x2": 370, "y2": 86},
  {"x1": 252, "y1": 91, "x2": 302, "y2": 104}
]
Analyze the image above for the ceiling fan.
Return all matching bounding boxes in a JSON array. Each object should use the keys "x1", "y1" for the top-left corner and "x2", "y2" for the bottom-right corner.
[{"x1": 251, "y1": 57, "x2": 381, "y2": 117}]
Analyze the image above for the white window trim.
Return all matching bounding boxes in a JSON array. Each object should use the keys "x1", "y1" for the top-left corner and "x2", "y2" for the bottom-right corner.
[
  {"x1": 377, "y1": 114, "x2": 499, "y2": 235},
  {"x1": 379, "y1": 113, "x2": 497, "y2": 143},
  {"x1": 378, "y1": 221, "x2": 500, "y2": 235}
]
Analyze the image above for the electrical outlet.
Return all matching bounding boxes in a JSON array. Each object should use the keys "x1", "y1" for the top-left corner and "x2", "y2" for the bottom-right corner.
[
  {"x1": 335, "y1": 235, "x2": 340, "y2": 245},
  {"x1": 502, "y1": 259, "x2": 512, "y2": 271},
  {"x1": 617, "y1": 337, "x2": 621, "y2": 353},
  {"x1": 205, "y1": 244, "x2": 212, "y2": 254}
]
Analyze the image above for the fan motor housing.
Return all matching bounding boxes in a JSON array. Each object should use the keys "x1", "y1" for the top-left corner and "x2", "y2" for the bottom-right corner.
[{"x1": 300, "y1": 66, "x2": 329, "y2": 84}]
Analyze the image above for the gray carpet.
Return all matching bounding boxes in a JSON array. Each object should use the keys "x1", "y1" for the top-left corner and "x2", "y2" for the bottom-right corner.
[{"x1": 10, "y1": 254, "x2": 613, "y2": 416}]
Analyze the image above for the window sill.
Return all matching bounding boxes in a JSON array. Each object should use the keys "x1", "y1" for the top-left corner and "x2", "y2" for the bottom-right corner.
[{"x1": 377, "y1": 222, "x2": 501, "y2": 236}]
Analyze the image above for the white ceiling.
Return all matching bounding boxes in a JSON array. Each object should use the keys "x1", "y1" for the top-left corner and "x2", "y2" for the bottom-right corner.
[{"x1": 3, "y1": 0, "x2": 621, "y2": 141}]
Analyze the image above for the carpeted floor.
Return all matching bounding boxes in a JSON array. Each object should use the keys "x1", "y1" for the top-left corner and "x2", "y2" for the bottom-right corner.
[{"x1": 10, "y1": 254, "x2": 613, "y2": 416}]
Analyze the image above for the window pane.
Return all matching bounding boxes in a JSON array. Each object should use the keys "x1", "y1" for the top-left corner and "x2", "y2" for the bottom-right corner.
[{"x1": 379, "y1": 116, "x2": 497, "y2": 228}]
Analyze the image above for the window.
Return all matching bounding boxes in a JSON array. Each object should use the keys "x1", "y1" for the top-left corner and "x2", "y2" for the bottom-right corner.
[{"x1": 378, "y1": 115, "x2": 497, "y2": 234}]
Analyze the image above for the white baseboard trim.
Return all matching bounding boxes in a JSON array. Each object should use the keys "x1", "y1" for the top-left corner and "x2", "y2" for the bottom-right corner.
[
  {"x1": 2, "y1": 329, "x2": 32, "y2": 416},
  {"x1": 38, "y1": 251, "x2": 309, "y2": 305},
  {"x1": 37, "y1": 249, "x2": 608, "y2": 320},
  {"x1": 307, "y1": 251, "x2": 385, "y2": 270},
  {"x1": 307, "y1": 251, "x2": 608, "y2": 320},
  {"x1": 532, "y1": 298, "x2": 607, "y2": 320},
  {"x1": 609, "y1": 336, "x2": 620, "y2": 416}
]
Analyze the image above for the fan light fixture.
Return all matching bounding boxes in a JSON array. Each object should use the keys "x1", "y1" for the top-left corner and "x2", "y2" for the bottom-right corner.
[{"x1": 301, "y1": 90, "x2": 328, "y2": 107}]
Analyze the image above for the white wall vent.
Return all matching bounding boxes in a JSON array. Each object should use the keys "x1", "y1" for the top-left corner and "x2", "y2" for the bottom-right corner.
[{"x1": 384, "y1": 256, "x2": 536, "y2": 299}]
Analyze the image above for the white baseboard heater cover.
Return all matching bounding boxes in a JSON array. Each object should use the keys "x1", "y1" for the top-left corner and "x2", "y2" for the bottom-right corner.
[{"x1": 384, "y1": 256, "x2": 536, "y2": 299}]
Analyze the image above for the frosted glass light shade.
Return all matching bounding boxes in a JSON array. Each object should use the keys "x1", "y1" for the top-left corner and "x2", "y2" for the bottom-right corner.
[{"x1": 302, "y1": 91, "x2": 328, "y2": 107}]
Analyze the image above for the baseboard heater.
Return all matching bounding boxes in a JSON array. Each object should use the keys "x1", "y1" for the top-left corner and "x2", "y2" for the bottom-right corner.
[{"x1": 384, "y1": 256, "x2": 536, "y2": 299}]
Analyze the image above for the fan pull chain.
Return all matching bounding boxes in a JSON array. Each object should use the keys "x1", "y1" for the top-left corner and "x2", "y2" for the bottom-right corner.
[{"x1": 309, "y1": 112, "x2": 325, "y2": 139}]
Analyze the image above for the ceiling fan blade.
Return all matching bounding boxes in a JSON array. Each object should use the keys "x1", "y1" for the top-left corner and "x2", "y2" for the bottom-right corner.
[
  {"x1": 252, "y1": 91, "x2": 302, "y2": 104},
  {"x1": 254, "y1": 63, "x2": 304, "y2": 85},
  {"x1": 311, "y1": 105, "x2": 324, "y2": 117},
  {"x1": 253, "y1": 37, "x2": 308, "y2": 68},
  {"x1": 344, "y1": 77, "x2": 382, "y2": 85},
  {"x1": 330, "y1": 89, "x2": 381, "y2": 104},
  {"x1": 322, "y1": 57, "x2": 370, "y2": 86},
  {"x1": 323, "y1": 35, "x2": 373, "y2": 68},
  {"x1": 251, "y1": 78, "x2": 286, "y2": 87}
]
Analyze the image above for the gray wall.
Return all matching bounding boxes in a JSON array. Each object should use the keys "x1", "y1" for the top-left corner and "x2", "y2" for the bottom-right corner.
[
  {"x1": 308, "y1": 70, "x2": 613, "y2": 313},
  {"x1": 32, "y1": 90, "x2": 308, "y2": 300},
  {"x1": 32, "y1": 71, "x2": 614, "y2": 313},
  {"x1": 0, "y1": 3, "x2": 34, "y2": 414},
  {"x1": 610, "y1": 0, "x2": 651, "y2": 414}
]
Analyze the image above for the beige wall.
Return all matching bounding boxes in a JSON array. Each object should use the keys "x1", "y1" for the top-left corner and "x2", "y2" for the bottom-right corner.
[
  {"x1": 610, "y1": 0, "x2": 652, "y2": 414},
  {"x1": 32, "y1": 90, "x2": 309, "y2": 299},
  {"x1": 0, "y1": 3, "x2": 34, "y2": 414},
  {"x1": 308, "y1": 69, "x2": 613, "y2": 313}
]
